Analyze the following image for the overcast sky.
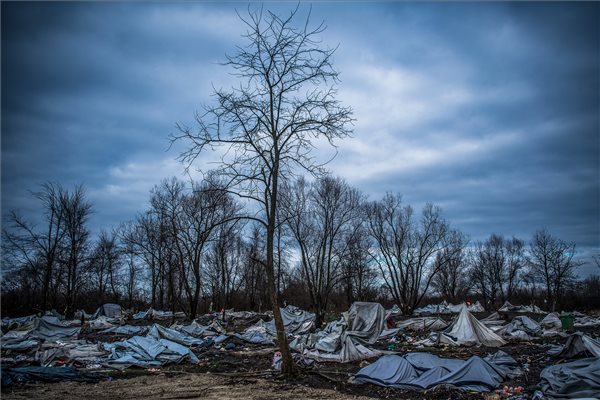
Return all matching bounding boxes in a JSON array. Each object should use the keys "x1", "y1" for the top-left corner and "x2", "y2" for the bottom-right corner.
[{"x1": 2, "y1": 2, "x2": 599, "y2": 275}]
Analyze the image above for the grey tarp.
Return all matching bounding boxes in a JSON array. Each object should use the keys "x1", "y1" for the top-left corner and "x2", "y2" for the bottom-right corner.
[
  {"x1": 498, "y1": 301, "x2": 545, "y2": 314},
  {"x1": 353, "y1": 351, "x2": 521, "y2": 392},
  {"x1": 547, "y1": 332, "x2": 600, "y2": 358},
  {"x1": 539, "y1": 357, "x2": 600, "y2": 399},
  {"x1": 264, "y1": 305, "x2": 315, "y2": 336},
  {"x1": 92, "y1": 303, "x2": 122, "y2": 319},
  {"x1": 439, "y1": 306, "x2": 506, "y2": 347},
  {"x1": 414, "y1": 301, "x2": 484, "y2": 315},
  {"x1": 540, "y1": 312, "x2": 562, "y2": 329},
  {"x1": 100, "y1": 325, "x2": 147, "y2": 336},
  {"x1": 103, "y1": 334, "x2": 199, "y2": 369},
  {"x1": 171, "y1": 320, "x2": 220, "y2": 338},
  {"x1": 395, "y1": 317, "x2": 448, "y2": 332},
  {"x1": 498, "y1": 315, "x2": 541, "y2": 340},
  {"x1": 234, "y1": 320, "x2": 274, "y2": 345},
  {"x1": 32, "y1": 316, "x2": 80, "y2": 341},
  {"x1": 147, "y1": 324, "x2": 206, "y2": 347},
  {"x1": 295, "y1": 302, "x2": 385, "y2": 363},
  {"x1": 1, "y1": 366, "x2": 103, "y2": 387}
]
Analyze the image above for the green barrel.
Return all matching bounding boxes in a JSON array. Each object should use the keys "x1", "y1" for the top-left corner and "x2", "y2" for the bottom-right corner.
[{"x1": 559, "y1": 313, "x2": 574, "y2": 329}]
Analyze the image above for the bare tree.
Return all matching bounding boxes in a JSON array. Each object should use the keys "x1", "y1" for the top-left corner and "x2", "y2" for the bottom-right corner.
[
  {"x1": 529, "y1": 229, "x2": 581, "y2": 311},
  {"x1": 505, "y1": 236, "x2": 525, "y2": 299},
  {"x1": 431, "y1": 230, "x2": 471, "y2": 303},
  {"x1": 340, "y1": 221, "x2": 377, "y2": 306},
  {"x1": 171, "y1": 7, "x2": 353, "y2": 373},
  {"x1": 2, "y1": 183, "x2": 67, "y2": 312},
  {"x1": 59, "y1": 185, "x2": 93, "y2": 318},
  {"x1": 282, "y1": 175, "x2": 362, "y2": 327},
  {"x1": 89, "y1": 229, "x2": 122, "y2": 303},
  {"x1": 365, "y1": 194, "x2": 452, "y2": 315}
]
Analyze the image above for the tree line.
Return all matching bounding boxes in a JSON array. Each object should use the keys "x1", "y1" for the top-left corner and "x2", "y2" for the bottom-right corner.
[{"x1": 3, "y1": 176, "x2": 597, "y2": 321}]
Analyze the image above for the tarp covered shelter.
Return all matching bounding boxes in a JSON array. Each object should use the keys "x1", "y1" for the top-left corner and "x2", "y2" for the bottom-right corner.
[
  {"x1": 92, "y1": 304, "x2": 122, "y2": 319},
  {"x1": 292, "y1": 302, "x2": 385, "y2": 362},
  {"x1": 264, "y1": 305, "x2": 315, "y2": 336},
  {"x1": 539, "y1": 357, "x2": 600, "y2": 399},
  {"x1": 548, "y1": 332, "x2": 600, "y2": 358},
  {"x1": 439, "y1": 305, "x2": 506, "y2": 347},
  {"x1": 353, "y1": 351, "x2": 521, "y2": 392}
]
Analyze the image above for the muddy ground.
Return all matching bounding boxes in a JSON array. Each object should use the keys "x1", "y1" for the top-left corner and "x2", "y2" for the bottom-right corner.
[{"x1": 2, "y1": 312, "x2": 598, "y2": 399}]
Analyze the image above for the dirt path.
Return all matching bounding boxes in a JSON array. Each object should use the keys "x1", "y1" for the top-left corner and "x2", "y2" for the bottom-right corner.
[{"x1": 2, "y1": 372, "x2": 373, "y2": 400}]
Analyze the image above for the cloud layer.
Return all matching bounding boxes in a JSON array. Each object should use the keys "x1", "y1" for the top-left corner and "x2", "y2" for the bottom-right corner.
[{"x1": 2, "y1": 2, "x2": 598, "y2": 273}]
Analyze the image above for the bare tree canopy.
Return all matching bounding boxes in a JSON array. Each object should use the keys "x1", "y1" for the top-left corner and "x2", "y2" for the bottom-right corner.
[
  {"x1": 529, "y1": 229, "x2": 581, "y2": 311},
  {"x1": 365, "y1": 193, "x2": 453, "y2": 315},
  {"x1": 170, "y1": 6, "x2": 353, "y2": 374},
  {"x1": 281, "y1": 175, "x2": 362, "y2": 327}
]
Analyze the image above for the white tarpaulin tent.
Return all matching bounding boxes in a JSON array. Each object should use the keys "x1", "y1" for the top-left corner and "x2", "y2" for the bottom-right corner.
[{"x1": 438, "y1": 305, "x2": 506, "y2": 347}]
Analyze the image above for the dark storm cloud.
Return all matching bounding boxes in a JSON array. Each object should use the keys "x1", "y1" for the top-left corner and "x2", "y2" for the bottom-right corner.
[{"x1": 2, "y1": 2, "x2": 598, "y2": 273}]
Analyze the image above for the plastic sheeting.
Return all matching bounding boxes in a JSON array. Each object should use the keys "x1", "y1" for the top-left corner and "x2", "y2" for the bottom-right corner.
[
  {"x1": 293, "y1": 302, "x2": 385, "y2": 363},
  {"x1": 32, "y1": 316, "x2": 80, "y2": 341},
  {"x1": 547, "y1": 332, "x2": 600, "y2": 358},
  {"x1": 103, "y1": 333, "x2": 199, "y2": 369},
  {"x1": 1, "y1": 366, "x2": 103, "y2": 387},
  {"x1": 395, "y1": 317, "x2": 448, "y2": 332},
  {"x1": 92, "y1": 303, "x2": 122, "y2": 319},
  {"x1": 498, "y1": 301, "x2": 545, "y2": 314},
  {"x1": 353, "y1": 351, "x2": 521, "y2": 392},
  {"x1": 264, "y1": 305, "x2": 315, "y2": 336},
  {"x1": 539, "y1": 357, "x2": 600, "y2": 399},
  {"x1": 100, "y1": 325, "x2": 147, "y2": 336},
  {"x1": 414, "y1": 301, "x2": 485, "y2": 315},
  {"x1": 540, "y1": 313, "x2": 562, "y2": 329},
  {"x1": 498, "y1": 316, "x2": 541, "y2": 340},
  {"x1": 439, "y1": 306, "x2": 506, "y2": 347}
]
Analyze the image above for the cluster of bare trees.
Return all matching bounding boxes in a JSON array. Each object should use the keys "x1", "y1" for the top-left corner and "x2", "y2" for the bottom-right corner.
[
  {"x1": 2, "y1": 178, "x2": 589, "y2": 319},
  {"x1": 3, "y1": 184, "x2": 92, "y2": 318}
]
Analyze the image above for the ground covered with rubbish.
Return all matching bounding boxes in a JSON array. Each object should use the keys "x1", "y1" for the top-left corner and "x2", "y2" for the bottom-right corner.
[
  {"x1": 0, "y1": 339, "x2": 562, "y2": 400},
  {"x1": 2, "y1": 303, "x2": 600, "y2": 400}
]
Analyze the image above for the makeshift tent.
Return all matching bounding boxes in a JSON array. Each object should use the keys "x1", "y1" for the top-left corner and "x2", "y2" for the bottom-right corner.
[
  {"x1": 264, "y1": 305, "x2": 315, "y2": 336},
  {"x1": 395, "y1": 317, "x2": 448, "y2": 332},
  {"x1": 352, "y1": 351, "x2": 521, "y2": 392},
  {"x1": 498, "y1": 301, "x2": 544, "y2": 314},
  {"x1": 547, "y1": 332, "x2": 600, "y2": 358},
  {"x1": 539, "y1": 357, "x2": 600, "y2": 399},
  {"x1": 497, "y1": 315, "x2": 541, "y2": 340},
  {"x1": 480, "y1": 312, "x2": 505, "y2": 330},
  {"x1": 292, "y1": 302, "x2": 385, "y2": 363},
  {"x1": 234, "y1": 320, "x2": 274, "y2": 345},
  {"x1": 438, "y1": 305, "x2": 506, "y2": 347},
  {"x1": 32, "y1": 316, "x2": 80, "y2": 341},
  {"x1": 540, "y1": 312, "x2": 562, "y2": 329},
  {"x1": 92, "y1": 303, "x2": 122, "y2": 319}
]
